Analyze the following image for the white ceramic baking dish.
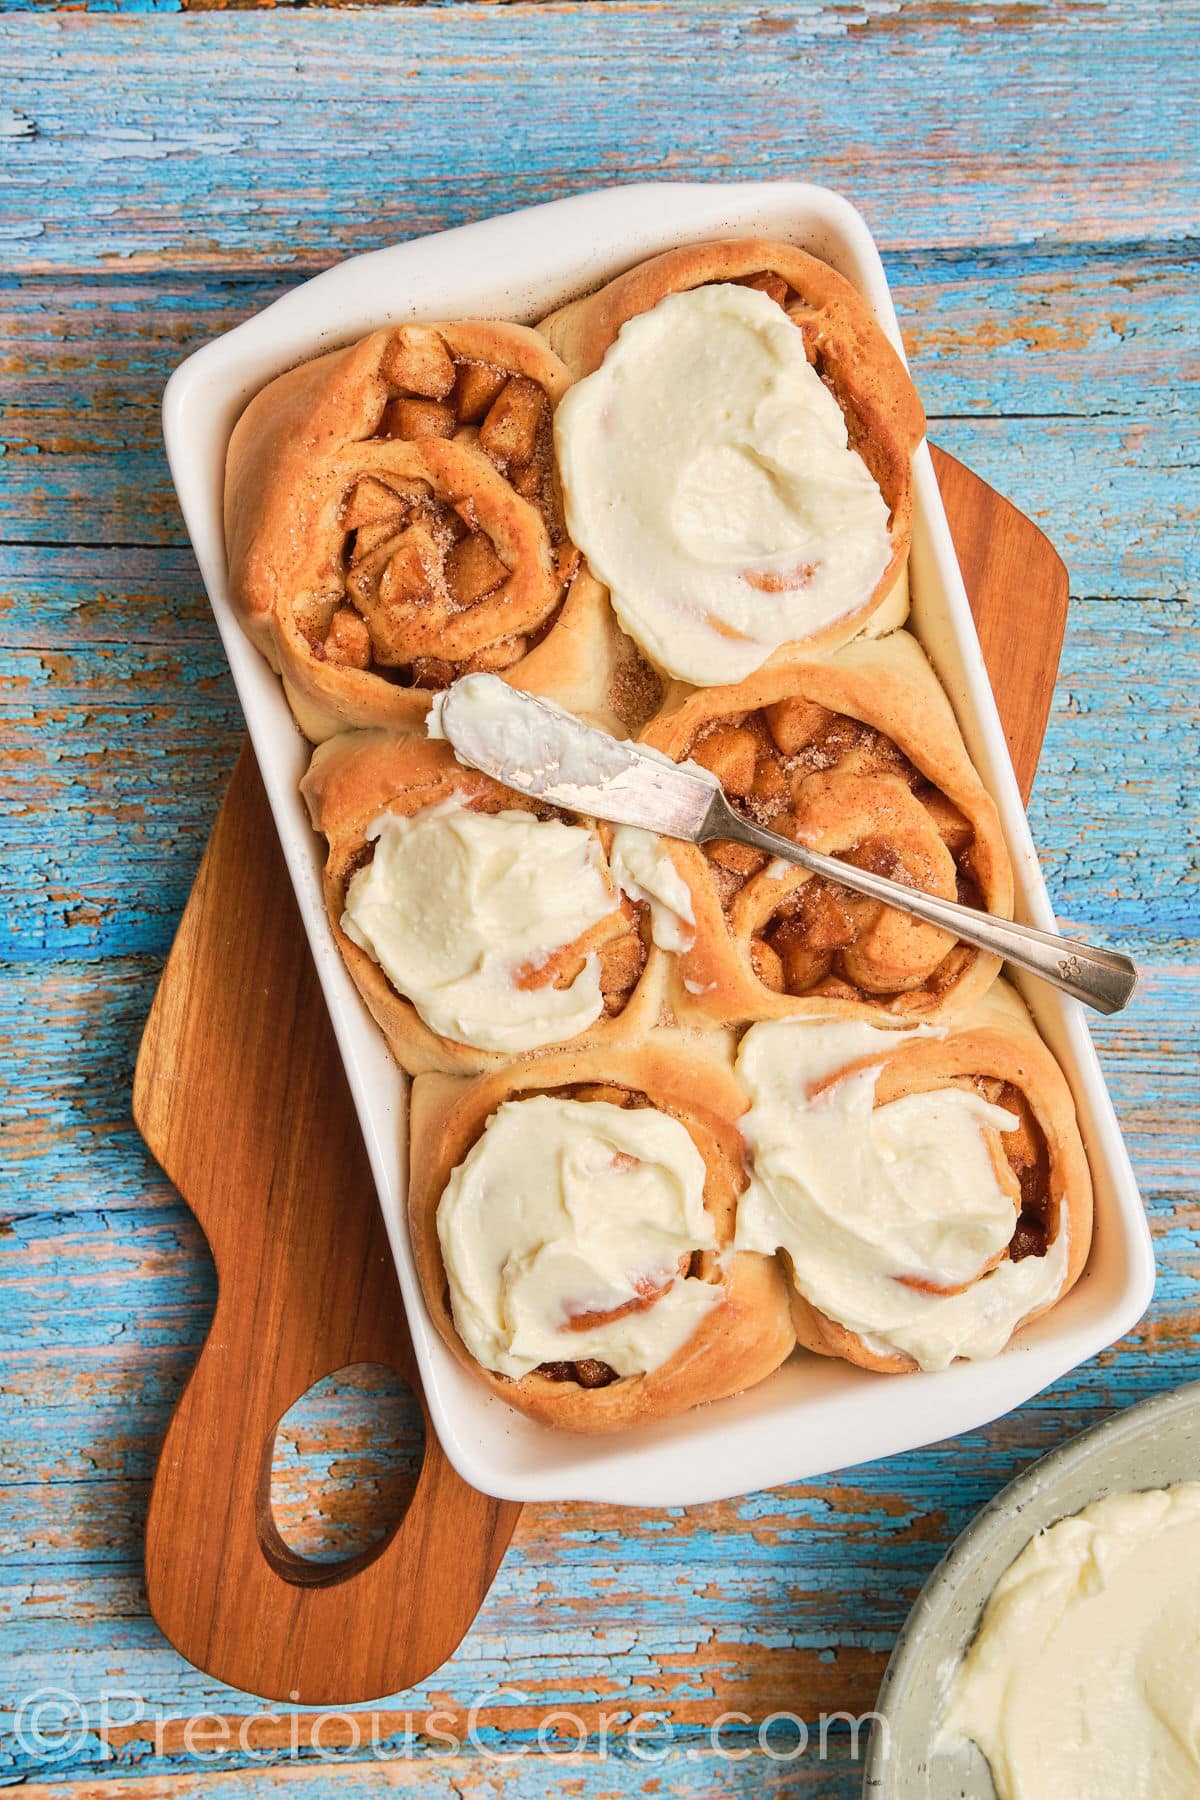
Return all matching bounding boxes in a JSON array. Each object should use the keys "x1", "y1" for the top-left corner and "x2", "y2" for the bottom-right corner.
[{"x1": 162, "y1": 182, "x2": 1154, "y2": 1507}]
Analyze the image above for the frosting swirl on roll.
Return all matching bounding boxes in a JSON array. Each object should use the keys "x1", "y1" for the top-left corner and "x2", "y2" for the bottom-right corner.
[
  {"x1": 735, "y1": 1019, "x2": 1068, "y2": 1371},
  {"x1": 555, "y1": 284, "x2": 892, "y2": 685},
  {"x1": 437, "y1": 1094, "x2": 721, "y2": 1378},
  {"x1": 342, "y1": 797, "x2": 621, "y2": 1053}
]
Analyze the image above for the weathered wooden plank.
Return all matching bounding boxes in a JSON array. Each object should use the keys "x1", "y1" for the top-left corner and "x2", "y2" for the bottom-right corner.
[
  {"x1": 9, "y1": 1759, "x2": 871, "y2": 1797},
  {"x1": 1, "y1": 1748, "x2": 869, "y2": 1796},
  {"x1": 5, "y1": 247, "x2": 1195, "y2": 598},
  {"x1": 4, "y1": 943, "x2": 1195, "y2": 1215},
  {"x1": 1027, "y1": 600, "x2": 1198, "y2": 950},
  {"x1": 2, "y1": 592, "x2": 1192, "y2": 960},
  {"x1": 5, "y1": 866, "x2": 1191, "y2": 1787},
  {"x1": 1, "y1": 717, "x2": 240, "y2": 959},
  {"x1": 4, "y1": 407, "x2": 1192, "y2": 598},
  {"x1": 2, "y1": 964, "x2": 1194, "y2": 1382},
  {"x1": 1, "y1": 244, "x2": 1195, "y2": 967},
  {"x1": 6, "y1": 242, "x2": 1193, "y2": 440},
  {"x1": 4, "y1": 951, "x2": 1194, "y2": 1303},
  {"x1": 899, "y1": 242, "x2": 1198, "y2": 421},
  {"x1": 2, "y1": 4, "x2": 1199, "y2": 273},
  {"x1": 6, "y1": 1351, "x2": 1200, "y2": 1783},
  {"x1": 928, "y1": 417, "x2": 1197, "y2": 604},
  {"x1": 6, "y1": 1252, "x2": 1200, "y2": 1559},
  {"x1": 0, "y1": 546, "x2": 221, "y2": 643},
  {"x1": 0, "y1": 1355, "x2": 423, "y2": 1567},
  {"x1": 4, "y1": 649, "x2": 1192, "y2": 1737},
  {"x1": 1, "y1": 957, "x2": 184, "y2": 1207}
]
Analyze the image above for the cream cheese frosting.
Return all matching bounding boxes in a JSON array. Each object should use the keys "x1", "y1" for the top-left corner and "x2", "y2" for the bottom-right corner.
[
  {"x1": 430, "y1": 675, "x2": 698, "y2": 952},
  {"x1": 734, "y1": 1019, "x2": 1068, "y2": 1371},
  {"x1": 607, "y1": 826, "x2": 695, "y2": 952},
  {"x1": 430, "y1": 673, "x2": 719, "y2": 823},
  {"x1": 429, "y1": 675, "x2": 641, "y2": 793},
  {"x1": 554, "y1": 283, "x2": 894, "y2": 685},
  {"x1": 436, "y1": 1094, "x2": 721, "y2": 1378},
  {"x1": 943, "y1": 1483, "x2": 1200, "y2": 1799},
  {"x1": 341, "y1": 796, "x2": 621, "y2": 1053}
]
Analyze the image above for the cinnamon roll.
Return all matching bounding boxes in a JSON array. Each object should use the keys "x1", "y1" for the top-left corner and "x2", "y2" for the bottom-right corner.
[
  {"x1": 408, "y1": 1039, "x2": 795, "y2": 1431},
  {"x1": 226, "y1": 321, "x2": 607, "y2": 740},
  {"x1": 301, "y1": 731, "x2": 664, "y2": 1075},
  {"x1": 544, "y1": 239, "x2": 924, "y2": 684},
  {"x1": 639, "y1": 629, "x2": 1013, "y2": 1024},
  {"x1": 735, "y1": 980, "x2": 1093, "y2": 1373}
]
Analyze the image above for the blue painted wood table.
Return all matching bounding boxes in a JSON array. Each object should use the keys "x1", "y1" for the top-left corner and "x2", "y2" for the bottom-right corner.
[{"x1": 2, "y1": 2, "x2": 1196, "y2": 1793}]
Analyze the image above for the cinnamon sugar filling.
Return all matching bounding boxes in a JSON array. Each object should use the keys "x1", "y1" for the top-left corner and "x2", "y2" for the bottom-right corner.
[
  {"x1": 971, "y1": 1075, "x2": 1054, "y2": 1263},
  {"x1": 306, "y1": 474, "x2": 563, "y2": 691},
  {"x1": 684, "y1": 698, "x2": 987, "y2": 1004},
  {"x1": 306, "y1": 324, "x2": 577, "y2": 690},
  {"x1": 375, "y1": 325, "x2": 567, "y2": 545}
]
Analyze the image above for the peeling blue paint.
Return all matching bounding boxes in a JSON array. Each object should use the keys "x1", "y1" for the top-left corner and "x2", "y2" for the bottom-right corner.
[{"x1": 3, "y1": 3, "x2": 1197, "y2": 1795}]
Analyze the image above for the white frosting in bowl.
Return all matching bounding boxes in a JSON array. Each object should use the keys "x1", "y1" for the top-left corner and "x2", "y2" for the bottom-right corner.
[
  {"x1": 734, "y1": 1019, "x2": 1068, "y2": 1371},
  {"x1": 554, "y1": 283, "x2": 893, "y2": 685},
  {"x1": 437, "y1": 1094, "x2": 721, "y2": 1379},
  {"x1": 342, "y1": 796, "x2": 621, "y2": 1053},
  {"x1": 943, "y1": 1483, "x2": 1200, "y2": 1799}
]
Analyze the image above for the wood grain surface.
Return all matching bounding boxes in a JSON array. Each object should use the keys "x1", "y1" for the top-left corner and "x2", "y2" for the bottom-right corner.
[
  {"x1": 2, "y1": 2, "x2": 1196, "y2": 1794},
  {"x1": 133, "y1": 745, "x2": 521, "y2": 1706}
]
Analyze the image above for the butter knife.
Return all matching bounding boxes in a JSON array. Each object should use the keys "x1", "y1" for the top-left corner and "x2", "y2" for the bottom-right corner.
[{"x1": 437, "y1": 674, "x2": 1137, "y2": 1016}]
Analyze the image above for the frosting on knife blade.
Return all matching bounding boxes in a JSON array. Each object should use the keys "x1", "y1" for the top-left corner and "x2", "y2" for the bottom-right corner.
[{"x1": 430, "y1": 673, "x2": 718, "y2": 837}]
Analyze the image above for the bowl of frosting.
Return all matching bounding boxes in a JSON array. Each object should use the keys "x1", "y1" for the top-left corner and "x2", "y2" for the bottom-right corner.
[{"x1": 862, "y1": 1378, "x2": 1200, "y2": 1799}]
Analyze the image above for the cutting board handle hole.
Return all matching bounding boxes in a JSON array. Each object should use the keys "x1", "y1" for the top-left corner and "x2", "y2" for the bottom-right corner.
[{"x1": 257, "y1": 1363, "x2": 425, "y2": 1586}]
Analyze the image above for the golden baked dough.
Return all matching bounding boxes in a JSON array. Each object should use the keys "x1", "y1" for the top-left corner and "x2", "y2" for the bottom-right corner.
[
  {"x1": 760, "y1": 980, "x2": 1094, "y2": 1373},
  {"x1": 510, "y1": 562, "x2": 663, "y2": 739},
  {"x1": 540, "y1": 236, "x2": 925, "y2": 665},
  {"x1": 640, "y1": 628, "x2": 1013, "y2": 1024},
  {"x1": 225, "y1": 320, "x2": 624, "y2": 740},
  {"x1": 301, "y1": 730, "x2": 666, "y2": 1075},
  {"x1": 408, "y1": 1035, "x2": 795, "y2": 1431}
]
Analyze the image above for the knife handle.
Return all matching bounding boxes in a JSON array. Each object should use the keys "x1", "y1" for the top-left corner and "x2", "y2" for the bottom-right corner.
[{"x1": 704, "y1": 793, "x2": 1137, "y2": 1017}]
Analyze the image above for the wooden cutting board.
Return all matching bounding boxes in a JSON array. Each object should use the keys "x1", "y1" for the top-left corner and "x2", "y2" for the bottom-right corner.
[{"x1": 132, "y1": 445, "x2": 1068, "y2": 1706}]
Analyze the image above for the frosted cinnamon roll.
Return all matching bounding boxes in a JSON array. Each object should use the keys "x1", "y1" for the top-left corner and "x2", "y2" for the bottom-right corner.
[
  {"x1": 735, "y1": 981, "x2": 1092, "y2": 1373},
  {"x1": 408, "y1": 1040, "x2": 795, "y2": 1431},
  {"x1": 301, "y1": 732, "x2": 663, "y2": 1075},
  {"x1": 639, "y1": 630, "x2": 1012, "y2": 1025},
  {"x1": 544, "y1": 239, "x2": 924, "y2": 684},
  {"x1": 226, "y1": 321, "x2": 598, "y2": 739}
]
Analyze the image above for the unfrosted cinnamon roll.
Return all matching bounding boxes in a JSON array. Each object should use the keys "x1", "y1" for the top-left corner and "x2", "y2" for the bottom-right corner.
[
  {"x1": 408, "y1": 1038, "x2": 795, "y2": 1431},
  {"x1": 226, "y1": 320, "x2": 611, "y2": 740},
  {"x1": 734, "y1": 980, "x2": 1092, "y2": 1373},
  {"x1": 543, "y1": 239, "x2": 924, "y2": 684},
  {"x1": 301, "y1": 731, "x2": 666, "y2": 1075},
  {"x1": 639, "y1": 629, "x2": 1012, "y2": 1024}
]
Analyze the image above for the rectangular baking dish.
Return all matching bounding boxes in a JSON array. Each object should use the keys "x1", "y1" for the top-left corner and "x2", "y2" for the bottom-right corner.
[{"x1": 162, "y1": 183, "x2": 1154, "y2": 1506}]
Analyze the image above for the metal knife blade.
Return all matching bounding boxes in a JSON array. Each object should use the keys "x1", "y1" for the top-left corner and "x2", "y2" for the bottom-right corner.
[{"x1": 436, "y1": 673, "x2": 719, "y2": 837}]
